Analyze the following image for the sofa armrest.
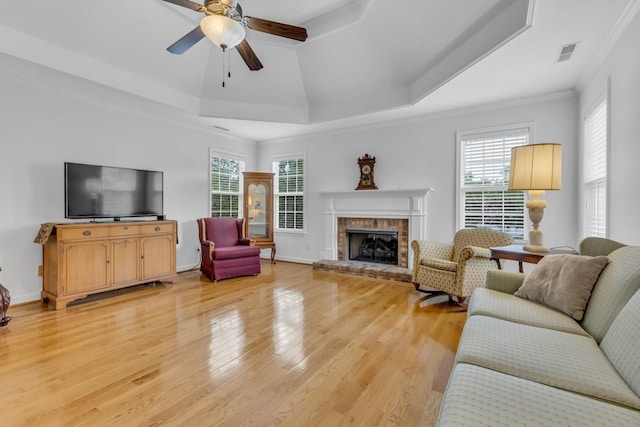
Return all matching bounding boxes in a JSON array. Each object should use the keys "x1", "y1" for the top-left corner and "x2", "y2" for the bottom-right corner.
[{"x1": 486, "y1": 270, "x2": 525, "y2": 294}]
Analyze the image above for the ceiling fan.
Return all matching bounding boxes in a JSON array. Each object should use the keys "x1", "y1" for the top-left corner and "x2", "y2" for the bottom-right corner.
[{"x1": 162, "y1": 0, "x2": 308, "y2": 71}]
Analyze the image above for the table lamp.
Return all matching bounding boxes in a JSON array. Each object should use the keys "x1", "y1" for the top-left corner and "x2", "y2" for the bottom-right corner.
[{"x1": 509, "y1": 143, "x2": 562, "y2": 252}]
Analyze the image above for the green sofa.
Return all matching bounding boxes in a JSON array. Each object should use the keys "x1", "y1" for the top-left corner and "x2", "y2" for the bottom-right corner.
[{"x1": 437, "y1": 237, "x2": 640, "y2": 426}]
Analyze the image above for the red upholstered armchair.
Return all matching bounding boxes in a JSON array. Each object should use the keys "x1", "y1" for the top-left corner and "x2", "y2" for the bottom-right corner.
[{"x1": 197, "y1": 217, "x2": 261, "y2": 281}]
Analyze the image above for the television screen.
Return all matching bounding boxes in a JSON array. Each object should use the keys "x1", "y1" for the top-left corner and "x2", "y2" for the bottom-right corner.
[{"x1": 65, "y1": 162, "x2": 163, "y2": 219}]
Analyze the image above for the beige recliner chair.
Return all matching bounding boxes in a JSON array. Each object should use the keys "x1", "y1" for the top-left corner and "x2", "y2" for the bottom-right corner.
[{"x1": 411, "y1": 228, "x2": 513, "y2": 304}]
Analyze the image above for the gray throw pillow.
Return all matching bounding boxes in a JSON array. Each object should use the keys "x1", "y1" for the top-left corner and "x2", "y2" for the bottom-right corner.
[{"x1": 514, "y1": 254, "x2": 609, "y2": 321}]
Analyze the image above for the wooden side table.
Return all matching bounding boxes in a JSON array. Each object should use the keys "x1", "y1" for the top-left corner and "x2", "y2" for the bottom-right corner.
[{"x1": 490, "y1": 245, "x2": 578, "y2": 273}]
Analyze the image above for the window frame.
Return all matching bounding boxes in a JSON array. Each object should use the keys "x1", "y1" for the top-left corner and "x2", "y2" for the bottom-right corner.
[
  {"x1": 209, "y1": 149, "x2": 246, "y2": 218},
  {"x1": 583, "y1": 91, "x2": 609, "y2": 238},
  {"x1": 272, "y1": 153, "x2": 305, "y2": 234},
  {"x1": 456, "y1": 123, "x2": 534, "y2": 242}
]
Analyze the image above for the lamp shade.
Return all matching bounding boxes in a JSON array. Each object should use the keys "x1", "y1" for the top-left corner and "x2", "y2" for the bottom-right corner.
[
  {"x1": 200, "y1": 15, "x2": 246, "y2": 50},
  {"x1": 509, "y1": 143, "x2": 562, "y2": 191}
]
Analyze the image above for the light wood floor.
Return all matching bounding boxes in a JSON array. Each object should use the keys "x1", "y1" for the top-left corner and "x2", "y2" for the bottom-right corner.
[{"x1": 0, "y1": 261, "x2": 467, "y2": 427}]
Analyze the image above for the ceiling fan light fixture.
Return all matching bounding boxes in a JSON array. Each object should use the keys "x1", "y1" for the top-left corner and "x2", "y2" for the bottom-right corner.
[{"x1": 200, "y1": 14, "x2": 246, "y2": 51}]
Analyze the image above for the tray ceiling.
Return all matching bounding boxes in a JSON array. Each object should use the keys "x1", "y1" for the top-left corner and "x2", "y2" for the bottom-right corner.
[{"x1": 0, "y1": 0, "x2": 635, "y2": 140}]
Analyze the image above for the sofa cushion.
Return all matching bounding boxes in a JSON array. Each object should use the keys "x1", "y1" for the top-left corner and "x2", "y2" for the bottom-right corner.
[
  {"x1": 455, "y1": 315, "x2": 640, "y2": 410},
  {"x1": 514, "y1": 254, "x2": 609, "y2": 321},
  {"x1": 581, "y1": 245, "x2": 640, "y2": 343},
  {"x1": 437, "y1": 363, "x2": 640, "y2": 427},
  {"x1": 467, "y1": 288, "x2": 589, "y2": 336}
]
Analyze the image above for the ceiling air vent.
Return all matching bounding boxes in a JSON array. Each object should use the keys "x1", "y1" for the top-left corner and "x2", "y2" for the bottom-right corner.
[{"x1": 557, "y1": 43, "x2": 578, "y2": 62}]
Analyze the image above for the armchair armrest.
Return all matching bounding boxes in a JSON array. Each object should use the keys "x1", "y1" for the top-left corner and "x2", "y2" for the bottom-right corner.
[
  {"x1": 411, "y1": 240, "x2": 455, "y2": 278},
  {"x1": 486, "y1": 270, "x2": 525, "y2": 294},
  {"x1": 412, "y1": 240, "x2": 454, "y2": 261},
  {"x1": 201, "y1": 240, "x2": 215, "y2": 261},
  {"x1": 458, "y1": 245, "x2": 492, "y2": 263},
  {"x1": 238, "y1": 238, "x2": 256, "y2": 246}
]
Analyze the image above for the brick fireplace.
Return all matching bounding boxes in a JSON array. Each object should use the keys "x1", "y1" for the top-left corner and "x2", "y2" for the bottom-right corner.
[
  {"x1": 320, "y1": 188, "x2": 433, "y2": 270},
  {"x1": 338, "y1": 217, "x2": 409, "y2": 268}
]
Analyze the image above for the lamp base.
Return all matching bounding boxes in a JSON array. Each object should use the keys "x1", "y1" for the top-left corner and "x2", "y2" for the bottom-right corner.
[{"x1": 524, "y1": 228, "x2": 548, "y2": 252}]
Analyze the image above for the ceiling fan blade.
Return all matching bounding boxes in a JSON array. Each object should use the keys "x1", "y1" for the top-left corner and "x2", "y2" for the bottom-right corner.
[
  {"x1": 236, "y1": 39, "x2": 263, "y2": 71},
  {"x1": 161, "y1": 0, "x2": 203, "y2": 12},
  {"x1": 167, "y1": 26, "x2": 206, "y2": 54},
  {"x1": 245, "y1": 17, "x2": 308, "y2": 42}
]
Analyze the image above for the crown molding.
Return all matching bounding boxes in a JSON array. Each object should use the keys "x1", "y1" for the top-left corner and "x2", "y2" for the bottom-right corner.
[{"x1": 576, "y1": 0, "x2": 640, "y2": 91}]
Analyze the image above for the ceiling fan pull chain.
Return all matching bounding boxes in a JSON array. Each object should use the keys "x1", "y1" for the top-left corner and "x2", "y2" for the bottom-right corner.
[{"x1": 222, "y1": 49, "x2": 226, "y2": 88}]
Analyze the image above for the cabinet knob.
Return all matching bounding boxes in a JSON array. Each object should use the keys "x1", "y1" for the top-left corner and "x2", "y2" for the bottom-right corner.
[
  {"x1": 154, "y1": 226, "x2": 161, "y2": 231},
  {"x1": 83, "y1": 230, "x2": 91, "y2": 236}
]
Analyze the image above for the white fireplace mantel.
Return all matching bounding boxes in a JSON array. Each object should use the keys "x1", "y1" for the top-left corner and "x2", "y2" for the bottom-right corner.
[{"x1": 320, "y1": 187, "x2": 434, "y2": 267}]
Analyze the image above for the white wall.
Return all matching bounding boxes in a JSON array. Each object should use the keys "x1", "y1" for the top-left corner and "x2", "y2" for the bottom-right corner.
[
  {"x1": 0, "y1": 57, "x2": 257, "y2": 304},
  {"x1": 579, "y1": 9, "x2": 640, "y2": 245},
  {"x1": 12, "y1": 17, "x2": 636, "y2": 302},
  {"x1": 258, "y1": 95, "x2": 580, "y2": 265}
]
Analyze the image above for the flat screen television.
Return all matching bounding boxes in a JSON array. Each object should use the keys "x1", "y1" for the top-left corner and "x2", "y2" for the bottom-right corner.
[{"x1": 65, "y1": 162, "x2": 164, "y2": 220}]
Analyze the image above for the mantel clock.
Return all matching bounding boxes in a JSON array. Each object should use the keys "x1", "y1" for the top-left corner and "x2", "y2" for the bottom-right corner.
[{"x1": 356, "y1": 153, "x2": 378, "y2": 190}]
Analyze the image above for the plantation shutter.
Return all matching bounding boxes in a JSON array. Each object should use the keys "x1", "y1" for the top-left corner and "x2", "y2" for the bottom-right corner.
[
  {"x1": 210, "y1": 154, "x2": 243, "y2": 218},
  {"x1": 584, "y1": 99, "x2": 607, "y2": 237},
  {"x1": 460, "y1": 128, "x2": 529, "y2": 240},
  {"x1": 273, "y1": 157, "x2": 304, "y2": 230}
]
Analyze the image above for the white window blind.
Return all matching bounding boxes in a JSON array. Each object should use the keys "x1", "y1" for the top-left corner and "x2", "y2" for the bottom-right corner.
[
  {"x1": 273, "y1": 157, "x2": 304, "y2": 231},
  {"x1": 210, "y1": 153, "x2": 244, "y2": 218},
  {"x1": 584, "y1": 99, "x2": 607, "y2": 237},
  {"x1": 460, "y1": 128, "x2": 529, "y2": 240}
]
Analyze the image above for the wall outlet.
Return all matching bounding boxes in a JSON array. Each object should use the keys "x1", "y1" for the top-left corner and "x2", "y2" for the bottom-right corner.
[{"x1": 37, "y1": 265, "x2": 43, "y2": 277}]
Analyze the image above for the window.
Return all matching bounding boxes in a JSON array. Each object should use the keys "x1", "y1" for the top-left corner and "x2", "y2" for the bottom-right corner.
[
  {"x1": 273, "y1": 156, "x2": 304, "y2": 231},
  {"x1": 458, "y1": 126, "x2": 530, "y2": 240},
  {"x1": 210, "y1": 151, "x2": 244, "y2": 218},
  {"x1": 584, "y1": 98, "x2": 607, "y2": 237}
]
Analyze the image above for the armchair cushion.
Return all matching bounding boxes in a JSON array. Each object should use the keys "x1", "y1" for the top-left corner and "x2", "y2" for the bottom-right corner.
[
  {"x1": 420, "y1": 258, "x2": 458, "y2": 272},
  {"x1": 213, "y1": 245, "x2": 261, "y2": 260},
  {"x1": 515, "y1": 254, "x2": 609, "y2": 321}
]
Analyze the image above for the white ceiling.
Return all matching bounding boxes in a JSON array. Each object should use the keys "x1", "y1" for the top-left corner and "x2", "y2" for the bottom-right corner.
[{"x1": 0, "y1": 0, "x2": 636, "y2": 141}]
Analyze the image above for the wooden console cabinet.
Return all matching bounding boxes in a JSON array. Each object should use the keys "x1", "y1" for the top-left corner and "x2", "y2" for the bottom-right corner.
[{"x1": 42, "y1": 221, "x2": 178, "y2": 309}]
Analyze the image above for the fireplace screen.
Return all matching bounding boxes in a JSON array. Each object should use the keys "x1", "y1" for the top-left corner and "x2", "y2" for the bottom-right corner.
[{"x1": 346, "y1": 229, "x2": 398, "y2": 265}]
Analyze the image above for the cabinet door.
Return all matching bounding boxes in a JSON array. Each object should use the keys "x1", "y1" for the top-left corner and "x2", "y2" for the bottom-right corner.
[
  {"x1": 140, "y1": 235, "x2": 175, "y2": 279},
  {"x1": 62, "y1": 241, "x2": 110, "y2": 294},
  {"x1": 243, "y1": 172, "x2": 274, "y2": 243},
  {"x1": 112, "y1": 238, "x2": 139, "y2": 286}
]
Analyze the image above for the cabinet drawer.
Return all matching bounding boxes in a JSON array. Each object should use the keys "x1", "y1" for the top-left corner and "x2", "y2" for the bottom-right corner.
[
  {"x1": 109, "y1": 225, "x2": 140, "y2": 237},
  {"x1": 57, "y1": 227, "x2": 109, "y2": 240},
  {"x1": 140, "y1": 223, "x2": 175, "y2": 234}
]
